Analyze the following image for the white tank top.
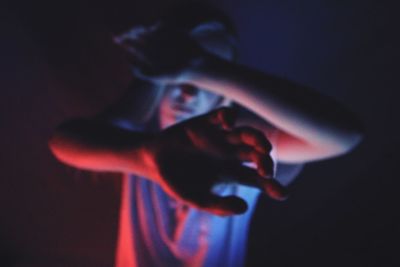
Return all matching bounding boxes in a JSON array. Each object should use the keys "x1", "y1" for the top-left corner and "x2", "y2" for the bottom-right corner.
[{"x1": 113, "y1": 120, "x2": 302, "y2": 267}]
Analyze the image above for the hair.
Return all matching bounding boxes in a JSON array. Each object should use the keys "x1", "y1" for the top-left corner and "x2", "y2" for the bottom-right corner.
[
  {"x1": 159, "y1": 2, "x2": 237, "y2": 38},
  {"x1": 159, "y1": 2, "x2": 238, "y2": 62},
  {"x1": 158, "y1": 3, "x2": 237, "y2": 113},
  {"x1": 114, "y1": 2, "x2": 238, "y2": 60},
  {"x1": 116, "y1": 2, "x2": 237, "y2": 124}
]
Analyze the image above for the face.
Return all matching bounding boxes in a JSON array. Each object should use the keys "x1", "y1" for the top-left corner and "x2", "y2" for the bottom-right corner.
[
  {"x1": 158, "y1": 25, "x2": 235, "y2": 129},
  {"x1": 159, "y1": 84, "x2": 223, "y2": 128}
]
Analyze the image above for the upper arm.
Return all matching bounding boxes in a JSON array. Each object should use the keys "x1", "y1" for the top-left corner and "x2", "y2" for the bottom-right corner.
[
  {"x1": 235, "y1": 106, "x2": 362, "y2": 164},
  {"x1": 272, "y1": 130, "x2": 351, "y2": 163}
]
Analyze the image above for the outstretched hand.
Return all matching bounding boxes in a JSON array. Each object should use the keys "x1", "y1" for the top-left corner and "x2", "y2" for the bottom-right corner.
[{"x1": 146, "y1": 107, "x2": 288, "y2": 216}]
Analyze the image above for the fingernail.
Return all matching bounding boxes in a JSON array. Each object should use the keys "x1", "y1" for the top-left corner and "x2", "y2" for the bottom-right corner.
[{"x1": 265, "y1": 180, "x2": 289, "y2": 201}]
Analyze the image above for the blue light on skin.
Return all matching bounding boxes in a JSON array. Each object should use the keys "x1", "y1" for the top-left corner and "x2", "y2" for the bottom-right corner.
[{"x1": 158, "y1": 24, "x2": 236, "y2": 129}]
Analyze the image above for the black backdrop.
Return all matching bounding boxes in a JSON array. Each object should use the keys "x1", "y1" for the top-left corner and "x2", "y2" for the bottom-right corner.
[{"x1": 1, "y1": 0, "x2": 399, "y2": 266}]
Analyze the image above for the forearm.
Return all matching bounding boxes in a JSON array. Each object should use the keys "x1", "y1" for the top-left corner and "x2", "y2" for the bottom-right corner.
[
  {"x1": 181, "y1": 55, "x2": 363, "y2": 151},
  {"x1": 48, "y1": 119, "x2": 157, "y2": 180}
]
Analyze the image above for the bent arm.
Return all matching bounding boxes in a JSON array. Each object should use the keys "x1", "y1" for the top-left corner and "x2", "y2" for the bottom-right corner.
[
  {"x1": 179, "y1": 55, "x2": 363, "y2": 163},
  {"x1": 48, "y1": 119, "x2": 157, "y2": 179}
]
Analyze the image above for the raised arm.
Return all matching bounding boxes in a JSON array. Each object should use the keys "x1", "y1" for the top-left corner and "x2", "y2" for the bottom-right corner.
[
  {"x1": 49, "y1": 108, "x2": 287, "y2": 215},
  {"x1": 180, "y1": 56, "x2": 364, "y2": 163},
  {"x1": 48, "y1": 118, "x2": 156, "y2": 177},
  {"x1": 124, "y1": 27, "x2": 363, "y2": 163}
]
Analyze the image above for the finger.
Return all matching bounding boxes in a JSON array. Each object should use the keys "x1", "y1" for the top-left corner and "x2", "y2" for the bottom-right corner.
[
  {"x1": 227, "y1": 126, "x2": 272, "y2": 154},
  {"x1": 186, "y1": 107, "x2": 236, "y2": 130},
  {"x1": 263, "y1": 178, "x2": 289, "y2": 201},
  {"x1": 234, "y1": 145, "x2": 274, "y2": 177},
  {"x1": 222, "y1": 164, "x2": 288, "y2": 201},
  {"x1": 113, "y1": 27, "x2": 149, "y2": 44},
  {"x1": 117, "y1": 36, "x2": 147, "y2": 47},
  {"x1": 118, "y1": 42, "x2": 152, "y2": 69},
  {"x1": 198, "y1": 194, "x2": 248, "y2": 216}
]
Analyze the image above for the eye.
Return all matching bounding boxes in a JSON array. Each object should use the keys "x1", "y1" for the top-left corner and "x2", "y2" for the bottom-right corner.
[{"x1": 179, "y1": 84, "x2": 198, "y2": 96}]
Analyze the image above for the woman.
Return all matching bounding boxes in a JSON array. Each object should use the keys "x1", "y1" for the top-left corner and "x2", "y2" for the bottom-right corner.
[{"x1": 49, "y1": 3, "x2": 363, "y2": 266}]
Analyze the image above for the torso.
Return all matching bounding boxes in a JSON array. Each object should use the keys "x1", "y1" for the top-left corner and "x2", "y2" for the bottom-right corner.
[
  {"x1": 116, "y1": 175, "x2": 260, "y2": 267},
  {"x1": 114, "y1": 119, "x2": 303, "y2": 267}
]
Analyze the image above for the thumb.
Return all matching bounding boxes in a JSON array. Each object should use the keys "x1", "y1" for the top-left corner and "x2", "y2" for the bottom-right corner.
[{"x1": 200, "y1": 194, "x2": 248, "y2": 216}]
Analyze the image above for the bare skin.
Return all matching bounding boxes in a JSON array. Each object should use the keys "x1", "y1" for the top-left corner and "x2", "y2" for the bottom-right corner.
[
  {"x1": 49, "y1": 107, "x2": 286, "y2": 216},
  {"x1": 122, "y1": 26, "x2": 363, "y2": 163},
  {"x1": 49, "y1": 24, "x2": 363, "y2": 216},
  {"x1": 146, "y1": 107, "x2": 286, "y2": 216}
]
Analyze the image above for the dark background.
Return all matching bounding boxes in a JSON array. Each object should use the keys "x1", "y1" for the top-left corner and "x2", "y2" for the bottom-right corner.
[{"x1": 1, "y1": 0, "x2": 399, "y2": 266}]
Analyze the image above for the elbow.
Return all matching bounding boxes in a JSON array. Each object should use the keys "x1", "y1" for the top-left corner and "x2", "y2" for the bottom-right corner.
[
  {"x1": 325, "y1": 127, "x2": 364, "y2": 159},
  {"x1": 48, "y1": 133, "x2": 96, "y2": 170},
  {"x1": 48, "y1": 132, "x2": 71, "y2": 164},
  {"x1": 339, "y1": 116, "x2": 365, "y2": 155},
  {"x1": 48, "y1": 126, "x2": 86, "y2": 167},
  {"x1": 339, "y1": 129, "x2": 364, "y2": 155},
  {"x1": 344, "y1": 112, "x2": 365, "y2": 149},
  {"x1": 48, "y1": 119, "x2": 90, "y2": 165},
  {"x1": 326, "y1": 113, "x2": 365, "y2": 158},
  {"x1": 305, "y1": 127, "x2": 364, "y2": 162}
]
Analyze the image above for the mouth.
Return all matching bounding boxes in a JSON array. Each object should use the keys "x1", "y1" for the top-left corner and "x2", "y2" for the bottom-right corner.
[{"x1": 171, "y1": 104, "x2": 194, "y2": 114}]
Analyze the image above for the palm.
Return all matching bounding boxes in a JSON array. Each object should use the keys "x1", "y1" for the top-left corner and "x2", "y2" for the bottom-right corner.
[
  {"x1": 149, "y1": 107, "x2": 287, "y2": 216},
  {"x1": 115, "y1": 25, "x2": 204, "y2": 83}
]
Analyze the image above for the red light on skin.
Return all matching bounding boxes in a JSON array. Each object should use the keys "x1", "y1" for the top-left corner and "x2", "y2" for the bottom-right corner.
[{"x1": 115, "y1": 178, "x2": 138, "y2": 267}]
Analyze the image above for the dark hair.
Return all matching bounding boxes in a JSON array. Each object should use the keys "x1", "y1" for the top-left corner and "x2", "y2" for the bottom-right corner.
[{"x1": 160, "y1": 2, "x2": 237, "y2": 38}]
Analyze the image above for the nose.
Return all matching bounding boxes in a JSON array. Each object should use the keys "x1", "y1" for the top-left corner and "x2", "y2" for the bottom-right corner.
[{"x1": 176, "y1": 84, "x2": 198, "y2": 102}]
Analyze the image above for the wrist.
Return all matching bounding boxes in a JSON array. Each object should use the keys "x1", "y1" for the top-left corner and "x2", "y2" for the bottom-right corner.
[
  {"x1": 134, "y1": 132, "x2": 162, "y2": 183},
  {"x1": 118, "y1": 132, "x2": 160, "y2": 182}
]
